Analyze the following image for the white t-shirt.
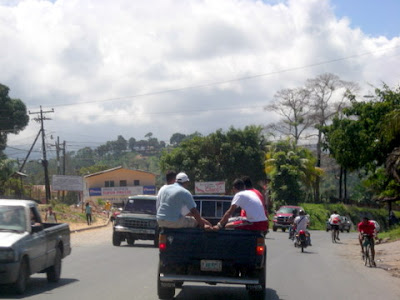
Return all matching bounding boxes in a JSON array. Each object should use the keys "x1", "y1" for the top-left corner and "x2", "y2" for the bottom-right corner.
[
  {"x1": 231, "y1": 190, "x2": 267, "y2": 222},
  {"x1": 294, "y1": 215, "x2": 309, "y2": 231},
  {"x1": 329, "y1": 214, "x2": 341, "y2": 225},
  {"x1": 370, "y1": 220, "x2": 380, "y2": 232}
]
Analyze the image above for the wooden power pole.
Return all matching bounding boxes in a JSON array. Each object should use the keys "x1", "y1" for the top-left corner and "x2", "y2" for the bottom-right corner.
[{"x1": 29, "y1": 106, "x2": 54, "y2": 204}]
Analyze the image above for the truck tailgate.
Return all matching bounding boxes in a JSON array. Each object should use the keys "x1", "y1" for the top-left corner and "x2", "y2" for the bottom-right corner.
[{"x1": 160, "y1": 228, "x2": 264, "y2": 265}]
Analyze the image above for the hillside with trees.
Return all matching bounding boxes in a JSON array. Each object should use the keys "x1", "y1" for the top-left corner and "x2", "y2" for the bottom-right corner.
[{"x1": 1, "y1": 78, "x2": 399, "y2": 214}]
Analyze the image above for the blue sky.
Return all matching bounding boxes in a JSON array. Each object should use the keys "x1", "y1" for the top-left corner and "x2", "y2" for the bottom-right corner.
[{"x1": 330, "y1": 0, "x2": 399, "y2": 38}]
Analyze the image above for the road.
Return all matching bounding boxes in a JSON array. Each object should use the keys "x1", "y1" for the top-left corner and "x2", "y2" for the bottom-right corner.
[{"x1": 1, "y1": 225, "x2": 399, "y2": 300}]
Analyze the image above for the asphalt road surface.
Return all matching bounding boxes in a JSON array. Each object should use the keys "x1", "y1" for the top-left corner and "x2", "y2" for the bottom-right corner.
[{"x1": 1, "y1": 225, "x2": 399, "y2": 300}]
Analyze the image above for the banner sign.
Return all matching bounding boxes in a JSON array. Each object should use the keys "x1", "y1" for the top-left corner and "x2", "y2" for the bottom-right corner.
[
  {"x1": 89, "y1": 187, "x2": 102, "y2": 196},
  {"x1": 195, "y1": 181, "x2": 225, "y2": 194},
  {"x1": 52, "y1": 175, "x2": 83, "y2": 191},
  {"x1": 101, "y1": 186, "x2": 143, "y2": 196},
  {"x1": 143, "y1": 186, "x2": 156, "y2": 195}
]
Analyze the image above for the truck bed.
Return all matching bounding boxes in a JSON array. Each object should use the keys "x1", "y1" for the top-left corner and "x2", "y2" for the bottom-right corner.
[{"x1": 159, "y1": 228, "x2": 266, "y2": 286}]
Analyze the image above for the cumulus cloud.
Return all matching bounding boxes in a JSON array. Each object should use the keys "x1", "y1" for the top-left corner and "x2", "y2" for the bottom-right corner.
[{"x1": 1, "y1": 0, "x2": 399, "y2": 155}]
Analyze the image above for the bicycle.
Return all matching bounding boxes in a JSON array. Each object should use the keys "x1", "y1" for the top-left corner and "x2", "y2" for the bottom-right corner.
[
  {"x1": 331, "y1": 225, "x2": 339, "y2": 243},
  {"x1": 362, "y1": 234, "x2": 375, "y2": 267}
]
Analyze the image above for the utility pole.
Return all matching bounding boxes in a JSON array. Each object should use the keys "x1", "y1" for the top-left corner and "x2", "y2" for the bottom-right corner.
[
  {"x1": 62, "y1": 140, "x2": 66, "y2": 202},
  {"x1": 56, "y1": 136, "x2": 61, "y2": 200},
  {"x1": 29, "y1": 106, "x2": 54, "y2": 204}
]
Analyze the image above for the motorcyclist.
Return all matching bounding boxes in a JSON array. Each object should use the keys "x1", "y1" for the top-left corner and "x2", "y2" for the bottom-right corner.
[{"x1": 293, "y1": 210, "x2": 311, "y2": 246}]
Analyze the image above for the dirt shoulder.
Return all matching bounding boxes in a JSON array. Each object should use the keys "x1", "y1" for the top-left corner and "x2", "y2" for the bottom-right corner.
[{"x1": 339, "y1": 237, "x2": 400, "y2": 278}]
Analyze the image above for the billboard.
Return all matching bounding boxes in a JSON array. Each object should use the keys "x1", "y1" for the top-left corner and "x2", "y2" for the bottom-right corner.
[
  {"x1": 195, "y1": 181, "x2": 225, "y2": 194},
  {"x1": 52, "y1": 175, "x2": 83, "y2": 191}
]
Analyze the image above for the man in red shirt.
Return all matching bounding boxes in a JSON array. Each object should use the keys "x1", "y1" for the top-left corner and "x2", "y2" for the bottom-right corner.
[{"x1": 358, "y1": 217, "x2": 376, "y2": 266}]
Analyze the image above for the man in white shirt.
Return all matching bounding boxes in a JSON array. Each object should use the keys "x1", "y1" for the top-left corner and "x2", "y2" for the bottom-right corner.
[
  {"x1": 329, "y1": 211, "x2": 341, "y2": 241},
  {"x1": 294, "y1": 210, "x2": 311, "y2": 246},
  {"x1": 212, "y1": 179, "x2": 268, "y2": 231}
]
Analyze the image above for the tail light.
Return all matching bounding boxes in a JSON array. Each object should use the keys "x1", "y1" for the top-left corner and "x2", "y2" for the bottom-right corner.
[
  {"x1": 299, "y1": 230, "x2": 305, "y2": 235},
  {"x1": 256, "y1": 237, "x2": 265, "y2": 256},
  {"x1": 159, "y1": 234, "x2": 167, "y2": 251}
]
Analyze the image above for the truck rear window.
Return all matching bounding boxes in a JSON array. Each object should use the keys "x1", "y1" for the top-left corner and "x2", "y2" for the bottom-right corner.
[
  {"x1": 124, "y1": 199, "x2": 156, "y2": 215},
  {"x1": 0, "y1": 206, "x2": 26, "y2": 232}
]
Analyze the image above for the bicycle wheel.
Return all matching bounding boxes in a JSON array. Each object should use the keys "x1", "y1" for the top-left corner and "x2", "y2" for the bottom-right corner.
[{"x1": 364, "y1": 244, "x2": 371, "y2": 267}]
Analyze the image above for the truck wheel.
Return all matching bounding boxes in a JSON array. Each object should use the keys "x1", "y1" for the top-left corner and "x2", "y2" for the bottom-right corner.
[
  {"x1": 249, "y1": 257, "x2": 266, "y2": 299},
  {"x1": 14, "y1": 257, "x2": 29, "y2": 294},
  {"x1": 47, "y1": 247, "x2": 62, "y2": 282},
  {"x1": 158, "y1": 266, "x2": 175, "y2": 299},
  {"x1": 112, "y1": 232, "x2": 121, "y2": 246},
  {"x1": 272, "y1": 226, "x2": 277, "y2": 232},
  {"x1": 127, "y1": 238, "x2": 135, "y2": 246}
]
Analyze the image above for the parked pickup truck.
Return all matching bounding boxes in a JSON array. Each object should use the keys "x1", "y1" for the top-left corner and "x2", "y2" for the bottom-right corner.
[
  {"x1": 113, "y1": 195, "x2": 159, "y2": 247},
  {"x1": 0, "y1": 199, "x2": 71, "y2": 294},
  {"x1": 157, "y1": 195, "x2": 267, "y2": 299}
]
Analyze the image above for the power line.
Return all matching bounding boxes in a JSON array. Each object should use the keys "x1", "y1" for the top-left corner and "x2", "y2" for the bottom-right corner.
[{"x1": 44, "y1": 45, "x2": 400, "y2": 109}]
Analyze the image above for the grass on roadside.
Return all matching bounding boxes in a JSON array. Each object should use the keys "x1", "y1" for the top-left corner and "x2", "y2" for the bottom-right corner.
[{"x1": 379, "y1": 224, "x2": 400, "y2": 241}]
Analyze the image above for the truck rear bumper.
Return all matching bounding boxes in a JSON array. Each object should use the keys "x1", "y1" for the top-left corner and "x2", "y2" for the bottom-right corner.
[
  {"x1": 114, "y1": 226, "x2": 155, "y2": 235},
  {"x1": 160, "y1": 273, "x2": 259, "y2": 285},
  {"x1": 273, "y1": 223, "x2": 290, "y2": 228}
]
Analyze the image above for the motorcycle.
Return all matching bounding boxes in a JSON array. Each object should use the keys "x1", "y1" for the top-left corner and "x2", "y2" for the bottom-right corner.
[{"x1": 294, "y1": 230, "x2": 308, "y2": 252}]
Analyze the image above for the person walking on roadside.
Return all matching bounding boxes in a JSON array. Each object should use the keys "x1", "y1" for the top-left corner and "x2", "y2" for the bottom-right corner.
[
  {"x1": 85, "y1": 202, "x2": 92, "y2": 225},
  {"x1": 45, "y1": 206, "x2": 57, "y2": 223},
  {"x1": 104, "y1": 200, "x2": 112, "y2": 219}
]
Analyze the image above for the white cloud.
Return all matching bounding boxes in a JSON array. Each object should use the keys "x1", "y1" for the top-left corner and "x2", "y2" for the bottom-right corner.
[{"x1": 1, "y1": 0, "x2": 399, "y2": 156}]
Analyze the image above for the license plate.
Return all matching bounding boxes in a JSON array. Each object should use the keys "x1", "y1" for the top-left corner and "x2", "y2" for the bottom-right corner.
[{"x1": 201, "y1": 260, "x2": 222, "y2": 272}]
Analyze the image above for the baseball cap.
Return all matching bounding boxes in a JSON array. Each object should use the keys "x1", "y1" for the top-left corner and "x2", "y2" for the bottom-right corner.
[{"x1": 176, "y1": 172, "x2": 190, "y2": 183}]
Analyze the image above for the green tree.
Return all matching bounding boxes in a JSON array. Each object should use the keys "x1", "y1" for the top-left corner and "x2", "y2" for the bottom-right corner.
[
  {"x1": 0, "y1": 159, "x2": 17, "y2": 195},
  {"x1": 170, "y1": 133, "x2": 186, "y2": 146},
  {"x1": 160, "y1": 126, "x2": 267, "y2": 192},
  {"x1": 0, "y1": 84, "x2": 29, "y2": 157},
  {"x1": 265, "y1": 140, "x2": 320, "y2": 206},
  {"x1": 323, "y1": 84, "x2": 400, "y2": 201}
]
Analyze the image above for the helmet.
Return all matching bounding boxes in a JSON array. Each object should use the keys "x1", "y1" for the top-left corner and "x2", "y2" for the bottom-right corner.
[{"x1": 299, "y1": 210, "x2": 305, "y2": 216}]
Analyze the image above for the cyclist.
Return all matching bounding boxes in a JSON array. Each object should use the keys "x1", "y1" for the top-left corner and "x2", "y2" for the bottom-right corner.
[
  {"x1": 370, "y1": 219, "x2": 381, "y2": 243},
  {"x1": 357, "y1": 217, "x2": 376, "y2": 266},
  {"x1": 329, "y1": 211, "x2": 341, "y2": 241}
]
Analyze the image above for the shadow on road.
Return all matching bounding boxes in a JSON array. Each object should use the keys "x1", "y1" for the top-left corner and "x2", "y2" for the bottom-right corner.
[
  {"x1": 174, "y1": 285, "x2": 280, "y2": 300},
  {"x1": 0, "y1": 277, "x2": 78, "y2": 299},
  {"x1": 118, "y1": 244, "x2": 156, "y2": 248}
]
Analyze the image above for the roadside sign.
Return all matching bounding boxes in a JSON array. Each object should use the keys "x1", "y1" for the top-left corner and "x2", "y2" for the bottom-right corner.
[
  {"x1": 195, "y1": 181, "x2": 225, "y2": 194},
  {"x1": 52, "y1": 175, "x2": 83, "y2": 191}
]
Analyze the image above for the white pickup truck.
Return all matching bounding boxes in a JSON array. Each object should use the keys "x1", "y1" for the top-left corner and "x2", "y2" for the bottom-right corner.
[{"x1": 0, "y1": 199, "x2": 71, "y2": 294}]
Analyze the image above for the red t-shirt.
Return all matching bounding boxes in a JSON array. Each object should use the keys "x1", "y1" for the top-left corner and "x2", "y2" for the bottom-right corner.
[{"x1": 358, "y1": 221, "x2": 375, "y2": 235}]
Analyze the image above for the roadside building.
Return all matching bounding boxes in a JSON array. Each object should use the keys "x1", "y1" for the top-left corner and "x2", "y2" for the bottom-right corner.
[{"x1": 83, "y1": 166, "x2": 156, "y2": 206}]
